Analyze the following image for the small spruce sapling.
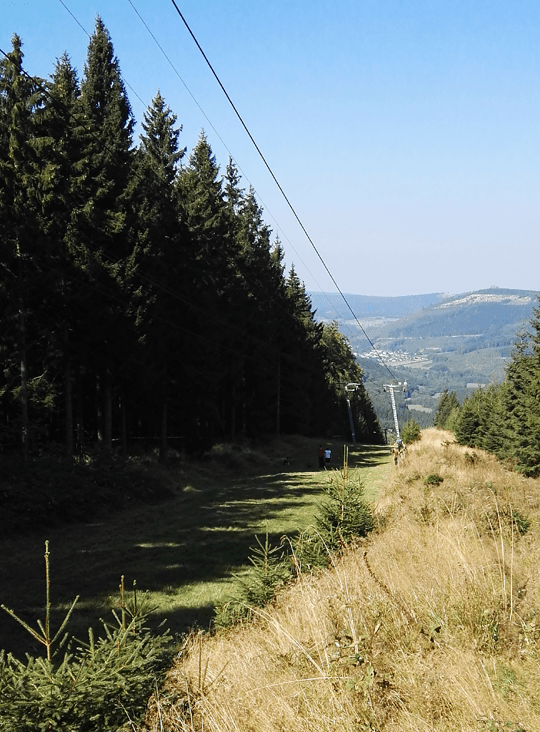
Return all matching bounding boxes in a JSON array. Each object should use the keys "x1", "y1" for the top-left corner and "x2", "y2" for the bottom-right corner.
[
  {"x1": 1, "y1": 540, "x2": 79, "y2": 660},
  {"x1": 0, "y1": 542, "x2": 173, "y2": 732}
]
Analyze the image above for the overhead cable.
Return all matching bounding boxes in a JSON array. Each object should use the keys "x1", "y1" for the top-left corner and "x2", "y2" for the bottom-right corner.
[
  {"x1": 168, "y1": 0, "x2": 398, "y2": 379},
  {"x1": 125, "y1": 0, "x2": 328, "y2": 304}
]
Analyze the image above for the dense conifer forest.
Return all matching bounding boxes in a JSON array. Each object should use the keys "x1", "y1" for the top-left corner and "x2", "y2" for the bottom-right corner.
[{"x1": 0, "y1": 20, "x2": 382, "y2": 461}]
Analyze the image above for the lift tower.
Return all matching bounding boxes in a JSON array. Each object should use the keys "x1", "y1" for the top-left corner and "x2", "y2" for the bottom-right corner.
[
  {"x1": 344, "y1": 382, "x2": 361, "y2": 444},
  {"x1": 383, "y1": 382, "x2": 407, "y2": 444}
]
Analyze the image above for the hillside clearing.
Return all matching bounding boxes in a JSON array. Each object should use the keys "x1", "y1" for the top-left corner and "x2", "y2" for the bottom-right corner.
[
  {"x1": 146, "y1": 429, "x2": 540, "y2": 732},
  {"x1": 0, "y1": 437, "x2": 390, "y2": 658}
]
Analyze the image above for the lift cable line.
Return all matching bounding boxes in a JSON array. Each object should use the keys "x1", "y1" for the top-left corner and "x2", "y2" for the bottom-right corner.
[
  {"x1": 168, "y1": 0, "x2": 398, "y2": 381},
  {"x1": 124, "y1": 0, "x2": 326, "y2": 299},
  {"x1": 55, "y1": 0, "x2": 391, "y2": 375},
  {"x1": 56, "y1": 0, "x2": 148, "y2": 111},
  {"x1": 0, "y1": 35, "x2": 402, "y2": 446},
  {"x1": 2, "y1": 8, "x2": 398, "y2": 420}
]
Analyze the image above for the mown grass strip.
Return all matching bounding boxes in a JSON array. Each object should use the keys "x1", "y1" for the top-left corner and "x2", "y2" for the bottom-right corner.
[{"x1": 0, "y1": 437, "x2": 391, "y2": 656}]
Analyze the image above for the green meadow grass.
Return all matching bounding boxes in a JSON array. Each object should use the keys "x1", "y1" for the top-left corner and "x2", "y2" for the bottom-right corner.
[{"x1": 0, "y1": 437, "x2": 391, "y2": 657}]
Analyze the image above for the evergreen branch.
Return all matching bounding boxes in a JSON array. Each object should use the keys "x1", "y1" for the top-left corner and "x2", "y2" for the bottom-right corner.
[
  {"x1": 0, "y1": 604, "x2": 45, "y2": 646},
  {"x1": 50, "y1": 595, "x2": 80, "y2": 649}
]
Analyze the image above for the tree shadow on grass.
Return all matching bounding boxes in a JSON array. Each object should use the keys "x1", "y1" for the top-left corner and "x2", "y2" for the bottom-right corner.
[
  {"x1": 348, "y1": 444, "x2": 391, "y2": 468},
  {"x1": 0, "y1": 470, "x2": 323, "y2": 656},
  {"x1": 0, "y1": 443, "x2": 389, "y2": 657}
]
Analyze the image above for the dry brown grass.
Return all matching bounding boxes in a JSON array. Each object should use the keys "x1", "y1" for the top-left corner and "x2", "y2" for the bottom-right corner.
[{"x1": 141, "y1": 429, "x2": 540, "y2": 731}]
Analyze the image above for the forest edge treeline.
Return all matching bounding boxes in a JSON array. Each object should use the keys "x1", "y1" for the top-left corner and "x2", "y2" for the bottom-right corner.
[
  {"x1": 429, "y1": 297, "x2": 540, "y2": 476},
  {"x1": 0, "y1": 19, "x2": 383, "y2": 464}
]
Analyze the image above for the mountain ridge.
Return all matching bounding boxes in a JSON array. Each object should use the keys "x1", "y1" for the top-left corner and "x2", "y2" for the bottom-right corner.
[{"x1": 309, "y1": 287, "x2": 538, "y2": 434}]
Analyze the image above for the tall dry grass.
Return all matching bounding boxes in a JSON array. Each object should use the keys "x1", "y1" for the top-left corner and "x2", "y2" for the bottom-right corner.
[{"x1": 141, "y1": 429, "x2": 540, "y2": 731}]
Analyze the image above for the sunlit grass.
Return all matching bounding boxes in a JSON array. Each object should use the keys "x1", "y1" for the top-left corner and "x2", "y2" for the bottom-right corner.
[{"x1": 147, "y1": 429, "x2": 540, "y2": 732}]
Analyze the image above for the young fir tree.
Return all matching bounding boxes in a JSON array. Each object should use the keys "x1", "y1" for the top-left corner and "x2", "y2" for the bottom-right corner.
[
  {"x1": 434, "y1": 389, "x2": 460, "y2": 430},
  {"x1": 453, "y1": 390, "x2": 482, "y2": 447},
  {"x1": 477, "y1": 384, "x2": 506, "y2": 455}
]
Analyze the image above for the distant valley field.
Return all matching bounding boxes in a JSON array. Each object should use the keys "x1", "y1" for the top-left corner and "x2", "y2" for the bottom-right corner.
[{"x1": 310, "y1": 287, "x2": 538, "y2": 433}]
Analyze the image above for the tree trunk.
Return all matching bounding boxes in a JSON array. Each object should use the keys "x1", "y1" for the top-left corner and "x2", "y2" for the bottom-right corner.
[
  {"x1": 19, "y1": 301, "x2": 29, "y2": 463},
  {"x1": 63, "y1": 326, "x2": 74, "y2": 461},
  {"x1": 159, "y1": 397, "x2": 168, "y2": 463},
  {"x1": 230, "y1": 384, "x2": 236, "y2": 441},
  {"x1": 64, "y1": 359, "x2": 73, "y2": 461},
  {"x1": 96, "y1": 373, "x2": 103, "y2": 442},
  {"x1": 120, "y1": 389, "x2": 127, "y2": 456},
  {"x1": 276, "y1": 355, "x2": 281, "y2": 437},
  {"x1": 75, "y1": 371, "x2": 85, "y2": 461},
  {"x1": 104, "y1": 371, "x2": 112, "y2": 449}
]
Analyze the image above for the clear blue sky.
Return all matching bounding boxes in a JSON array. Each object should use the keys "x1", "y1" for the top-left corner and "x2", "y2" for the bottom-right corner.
[{"x1": 2, "y1": 0, "x2": 539, "y2": 297}]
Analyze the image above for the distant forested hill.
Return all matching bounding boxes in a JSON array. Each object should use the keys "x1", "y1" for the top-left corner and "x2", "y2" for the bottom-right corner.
[
  {"x1": 310, "y1": 288, "x2": 538, "y2": 434},
  {"x1": 311, "y1": 292, "x2": 446, "y2": 319}
]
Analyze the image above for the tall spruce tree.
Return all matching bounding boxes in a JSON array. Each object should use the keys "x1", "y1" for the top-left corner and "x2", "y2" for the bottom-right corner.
[
  {"x1": 497, "y1": 328, "x2": 540, "y2": 474},
  {"x1": 73, "y1": 17, "x2": 135, "y2": 448},
  {"x1": 39, "y1": 53, "x2": 86, "y2": 459},
  {"x1": 234, "y1": 188, "x2": 285, "y2": 436},
  {"x1": 220, "y1": 158, "x2": 248, "y2": 438},
  {"x1": 280, "y1": 266, "x2": 324, "y2": 434},
  {"x1": 129, "y1": 91, "x2": 185, "y2": 459},
  {"x1": 0, "y1": 35, "x2": 46, "y2": 459},
  {"x1": 177, "y1": 133, "x2": 236, "y2": 448}
]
